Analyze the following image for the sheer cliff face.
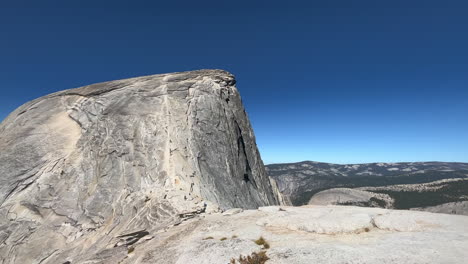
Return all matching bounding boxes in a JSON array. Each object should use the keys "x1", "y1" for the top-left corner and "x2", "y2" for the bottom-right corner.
[{"x1": 0, "y1": 70, "x2": 279, "y2": 263}]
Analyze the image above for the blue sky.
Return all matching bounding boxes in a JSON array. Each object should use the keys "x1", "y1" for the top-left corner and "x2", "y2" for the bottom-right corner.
[{"x1": 1, "y1": 0, "x2": 467, "y2": 164}]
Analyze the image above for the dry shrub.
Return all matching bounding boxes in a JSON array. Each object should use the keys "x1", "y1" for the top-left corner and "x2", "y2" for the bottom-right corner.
[
  {"x1": 230, "y1": 251, "x2": 269, "y2": 264},
  {"x1": 254, "y1": 236, "x2": 270, "y2": 249}
]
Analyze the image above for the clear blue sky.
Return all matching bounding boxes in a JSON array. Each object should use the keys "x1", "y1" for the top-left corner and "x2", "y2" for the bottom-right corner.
[{"x1": 1, "y1": 0, "x2": 467, "y2": 164}]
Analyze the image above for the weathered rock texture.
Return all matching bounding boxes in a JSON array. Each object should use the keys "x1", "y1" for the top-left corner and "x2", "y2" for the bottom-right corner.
[{"x1": 0, "y1": 70, "x2": 280, "y2": 263}]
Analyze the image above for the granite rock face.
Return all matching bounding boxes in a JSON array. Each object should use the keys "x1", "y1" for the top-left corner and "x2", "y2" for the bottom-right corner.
[{"x1": 0, "y1": 70, "x2": 279, "y2": 263}]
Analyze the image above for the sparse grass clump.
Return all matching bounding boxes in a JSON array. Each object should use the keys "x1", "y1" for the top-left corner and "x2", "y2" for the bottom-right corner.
[
  {"x1": 203, "y1": 236, "x2": 214, "y2": 240},
  {"x1": 232, "y1": 235, "x2": 238, "y2": 238},
  {"x1": 254, "y1": 236, "x2": 270, "y2": 249},
  {"x1": 220, "y1": 237, "x2": 227, "y2": 241},
  {"x1": 254, "y1": 237, "x2": 266, "y2": 245},
  {"x1": 230, "y1": 251, "x2": 269, "y2": 264},
  {"x1": 127, "y1": 247, "x2": 135, "y2": 254}
]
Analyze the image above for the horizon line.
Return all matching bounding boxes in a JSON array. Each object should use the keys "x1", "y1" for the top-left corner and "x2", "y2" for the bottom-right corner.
[{"x1": 264, "y1": 160, "x2": 468, "y2": 166}]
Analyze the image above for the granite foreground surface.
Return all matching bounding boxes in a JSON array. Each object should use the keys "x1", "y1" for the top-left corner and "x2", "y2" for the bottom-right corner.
[
  {"x1": 94, "y1": 205, "x2": 467, "y2": 264},
  {"x1": 0, "y1": 70, "x2": 280, "y2": 263}
]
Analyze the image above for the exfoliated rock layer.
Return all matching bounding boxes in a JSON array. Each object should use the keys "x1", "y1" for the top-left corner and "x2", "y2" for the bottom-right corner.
[{"x1": 0, "y1": 70, "x2": 279, "y2": 263}]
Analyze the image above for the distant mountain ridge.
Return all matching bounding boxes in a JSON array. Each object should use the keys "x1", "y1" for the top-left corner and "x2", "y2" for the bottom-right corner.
[
  {"x1": 267, "y1": 161, "x2": 468, "y2": 177},
  {"x1": 267, "y1": 161, "x2": 468, "y2": 207}
]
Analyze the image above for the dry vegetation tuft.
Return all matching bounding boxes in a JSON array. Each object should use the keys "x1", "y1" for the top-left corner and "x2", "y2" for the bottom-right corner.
[
  {"x1": 230, "y1": 251, "x2": 269, "y2": 264},
  {"x1": 254, "y1": 236, "x2": 270, "y2": 249},
  {"x1": 127, "y1": 247, "x2": 135, "y2": 254}
]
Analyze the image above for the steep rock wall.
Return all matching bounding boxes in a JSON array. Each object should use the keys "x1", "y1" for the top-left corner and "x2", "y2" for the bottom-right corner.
[{"x1": 0, "y1": 69, "x2": 279, "y2": 263}]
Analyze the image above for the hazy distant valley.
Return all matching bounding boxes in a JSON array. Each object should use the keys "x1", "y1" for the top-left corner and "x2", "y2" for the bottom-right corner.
[{"x1": 267, "y1": 161, "x2": 468, "y2": 215}]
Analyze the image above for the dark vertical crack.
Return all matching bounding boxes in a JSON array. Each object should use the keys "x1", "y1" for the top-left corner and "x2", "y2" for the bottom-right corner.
[{"x1": 235, "y1": 121, "x2": 257, "y2": 189}]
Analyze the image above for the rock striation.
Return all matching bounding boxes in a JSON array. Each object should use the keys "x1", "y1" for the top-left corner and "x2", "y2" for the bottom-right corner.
[{"x1": 0, "y1": 70, "x2": 280, "y2": 263}]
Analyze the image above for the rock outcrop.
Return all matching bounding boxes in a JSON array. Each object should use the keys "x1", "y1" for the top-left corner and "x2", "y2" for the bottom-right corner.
[
  {"x1": 308, "y1": 188, "x2": 394, "y2": 208},
  {"x1": 0, "y1": 70, "x2": 280, "y2": 263}
]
